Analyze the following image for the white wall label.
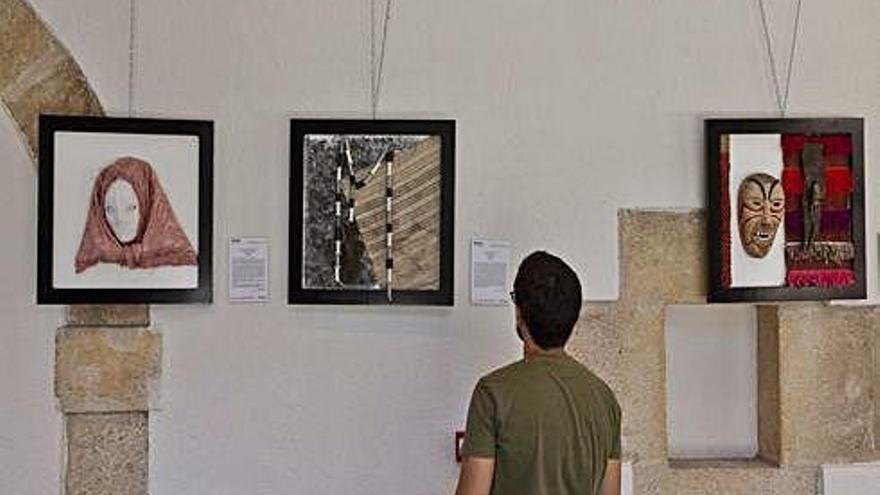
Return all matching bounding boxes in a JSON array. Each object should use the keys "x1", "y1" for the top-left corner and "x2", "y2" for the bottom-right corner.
[
  {"x1": 229, "y1": 237, "x2": 269, "y2": 303},
  {"x1": 470, "y1": 239, "x2": 510, "y2": 306}
]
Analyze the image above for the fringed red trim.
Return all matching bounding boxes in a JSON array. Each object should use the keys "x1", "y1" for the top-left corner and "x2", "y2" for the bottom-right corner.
[
  {"x1": 720, "y1": 150, "x2": 731, "y2": 288},
  {"x1": 786, "y1": 268, "x2": 855, "y2": 288},
  {"x1": 787, "y1": 260, "x2": 853, "y2": 270}
]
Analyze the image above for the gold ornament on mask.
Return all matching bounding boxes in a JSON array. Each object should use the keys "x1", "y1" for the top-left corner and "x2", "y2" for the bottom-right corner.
[{"x1": 738, "y1": 173, "x2": 785, "y2": 258}]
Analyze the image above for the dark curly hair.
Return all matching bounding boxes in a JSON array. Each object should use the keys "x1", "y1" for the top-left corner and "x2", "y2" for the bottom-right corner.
[{"x1": 513, "y1": 251, "x2": 582, "y2": 349}]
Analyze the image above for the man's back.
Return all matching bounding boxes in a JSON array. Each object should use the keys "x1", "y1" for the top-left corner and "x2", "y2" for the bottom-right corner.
[{"x1": 462, "y1": 353, "x2": 621, "y2": 495}]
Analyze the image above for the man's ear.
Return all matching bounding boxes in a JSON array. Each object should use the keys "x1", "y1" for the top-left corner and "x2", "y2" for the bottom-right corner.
[{"x1": 515, "y1": 307, "x2": 529, "y2": 340}]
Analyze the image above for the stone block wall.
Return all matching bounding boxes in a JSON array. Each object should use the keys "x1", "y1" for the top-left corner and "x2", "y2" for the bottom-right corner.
[
  {"x1": 56, "y1": 309, "x2": 159, "y2": 495},
  {"x1": 570, "y1": 209, "x2": 880, "y2": 495}
]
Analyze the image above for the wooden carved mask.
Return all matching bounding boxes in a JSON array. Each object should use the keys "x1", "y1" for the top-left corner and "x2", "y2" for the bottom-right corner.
[{"x1": 738, "y1": 173, "x2": 785, "y2": 258}]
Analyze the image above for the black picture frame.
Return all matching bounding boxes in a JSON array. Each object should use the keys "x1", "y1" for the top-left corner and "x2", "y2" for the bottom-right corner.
[
  {"x1": 706, "y1": 118, "x2": 865, "y2": 302},
  {"x1": 289, "y1": 119, "x2": 455, "y2": 305},
  {"x1": 37, "y1": 115, "x2": 214, "y2": 304}
]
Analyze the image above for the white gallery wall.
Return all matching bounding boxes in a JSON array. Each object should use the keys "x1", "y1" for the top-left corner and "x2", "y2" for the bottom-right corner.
[
  {"x1": 1, "y1": 1, "x2": 880, "y2": 494},
  {"x1": 0, "y1": 110, "x2": 63, "y2": 495}
]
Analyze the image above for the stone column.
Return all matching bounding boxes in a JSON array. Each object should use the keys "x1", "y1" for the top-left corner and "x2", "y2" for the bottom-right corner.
[
  {"x1": 1, "y1": 2, "x2": 155, "y2": 494},
  {"x1": 55, "y1": 305, "x2": 160, "y2": 495}
]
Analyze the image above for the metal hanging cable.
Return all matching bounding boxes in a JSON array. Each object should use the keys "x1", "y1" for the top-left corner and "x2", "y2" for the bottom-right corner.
[
  {"x1": 370, "y1": 0, "x2": 393, "y2": 119},
  {"x1": 757, "y1": 0, "x2": 804, "y2": 117},
  {"x1": 128, "y1": 0, "x2": 137, "y2": 117}
]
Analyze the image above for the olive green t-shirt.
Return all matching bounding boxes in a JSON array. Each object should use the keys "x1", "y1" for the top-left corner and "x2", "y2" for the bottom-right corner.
[{"x1": 461, "y1": 353, "x2": 621, "y2": 495}]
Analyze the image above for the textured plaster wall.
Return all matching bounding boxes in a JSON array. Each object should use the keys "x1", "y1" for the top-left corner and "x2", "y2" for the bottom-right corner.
[{"x1": 2, "y1": 1, "x2": 880, "y2": 494}]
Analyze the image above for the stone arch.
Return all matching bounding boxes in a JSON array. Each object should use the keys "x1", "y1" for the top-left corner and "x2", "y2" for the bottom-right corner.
[{"x1": 0, "y1": 0, "x2": 102, "y2": 159}]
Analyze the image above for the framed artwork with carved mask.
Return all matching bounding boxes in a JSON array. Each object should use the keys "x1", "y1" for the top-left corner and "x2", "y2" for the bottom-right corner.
[
  {"x1": 706, "y1": 118, "x2": 865, "y2": 302},
  {"x1": 37, "y1": 115, "x2": 213, "y2": 304}
]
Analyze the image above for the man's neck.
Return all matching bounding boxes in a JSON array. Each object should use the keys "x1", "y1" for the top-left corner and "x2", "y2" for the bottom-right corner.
[{"x1": 523, "y1": 341, "x2": 566, "y2": 359}]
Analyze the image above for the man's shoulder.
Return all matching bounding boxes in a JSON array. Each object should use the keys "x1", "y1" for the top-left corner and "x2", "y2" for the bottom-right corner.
[
  {"x1": 567, "y1": 359, "x2": 619, "y2": 405},
  {"x1": 478, "y1": 359, "x2": 529, "y2": 386},
  {"x1": 474, "y1": 356, "x2": 619, "y2": 404}
]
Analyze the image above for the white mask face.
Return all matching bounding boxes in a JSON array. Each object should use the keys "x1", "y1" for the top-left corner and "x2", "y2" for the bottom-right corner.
[{"x1": 104, "y1": 179, "x2": 140, "y2": 243}]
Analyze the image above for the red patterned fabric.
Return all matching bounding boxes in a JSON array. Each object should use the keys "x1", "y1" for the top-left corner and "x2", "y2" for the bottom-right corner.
[
  {"x1": 781, "y1": 168, "x2": 803, "y2": 196},
  {"x1": 74, "y1": 157, "x2": 197, "y2": 273},
  {"x1": 779, "y1": 133, "x2": 856, "y2": 288},
  {"x1": 781, "y1": 134, "x2": 851, "y2": 155},
  {"x1": 785, "y1": 209, "x2": 852, "y2": 241},
  {"x1": 781, "y1": 166, "x2": 852, "y2": 198},
  {"x1": 825, "y1": 167, "x2": 854, "y2": 196},
  {"x1": 786, "y1": 269, "x2": 855, "y2": 288},
  {"x1": 720, "y1": 149, "x2": 731, "y2": 288}
]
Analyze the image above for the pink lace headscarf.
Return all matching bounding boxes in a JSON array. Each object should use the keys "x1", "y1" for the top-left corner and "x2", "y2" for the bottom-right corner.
[{"x1": 74, "y1": 156, "x2": 198, "y2": 273}]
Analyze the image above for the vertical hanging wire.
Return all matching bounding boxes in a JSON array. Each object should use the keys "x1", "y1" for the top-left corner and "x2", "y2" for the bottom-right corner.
[
  {"x1": 128, "y1": 0, "x2": 137, "y2": 118},
  {"x1": 370, "y1": 0, "x2": 393, "y2": 119},
  {"x1": 757, "y1": 0, "x2": 804, "y2": 117},
  {"x1": 781, "y1": 0, "x2": 803, "y2": 115},
  {"x1": 370, "y1": 0, "x2": 375, "y2": 116}
]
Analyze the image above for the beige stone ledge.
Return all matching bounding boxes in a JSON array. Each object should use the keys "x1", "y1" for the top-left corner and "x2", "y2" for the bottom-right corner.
[
  {"x1": 65, "y1": 412, "x2": 148, "y2": 495},
  {"x1": 65, "y1": 305, "x2": 151, "y2": 327},
  {"x1": 572, "y1": 301, "x2": 669, "y2": 464},
  {"x1": 618, "y1": 209, "x2": 706, "y2": 305},
  {"x1": 876, "y1": 321, "x2": 880, "y2": 458},
  {"x1": 756, "y1": 305, "x2": 782, "y2": 465},
  {"x1": 570, "y1": 302, "x2": 624, "y2": 390},
  {"x1": 665, "y1": 464, "x2": 818, "y2": 495},
  {"x1": 631, "y1": 461, "x2": 666, "y2": 495},
  {"x1": 56, "y1": 327, "x2": 161, "y2": 413},
  {"x1": 668, "y1": 458, "x2": 778, "y2": 470},
  {"x1": 777, "y1": 303, "x2": 878, "y2": 465}
]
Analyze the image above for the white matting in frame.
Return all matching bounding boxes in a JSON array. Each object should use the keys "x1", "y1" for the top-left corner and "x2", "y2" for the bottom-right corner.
[
  {"x1": 52, "y1": 131, "x2": 200, "y2": 289},
  {"x1": 728, "y1": 133, "x2": 785, "y2": 288}
]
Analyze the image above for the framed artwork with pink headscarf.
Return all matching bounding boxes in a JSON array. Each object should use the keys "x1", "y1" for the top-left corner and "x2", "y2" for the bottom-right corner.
[
  {"x1": 37, "y1": 115, "x2": 213, "y2": 304},
  {"x1": 706, "y1": 118, "x2": 865, "y2": 303}
]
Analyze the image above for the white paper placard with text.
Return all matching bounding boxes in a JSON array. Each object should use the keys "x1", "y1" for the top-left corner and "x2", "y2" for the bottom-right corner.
[
  {"x1": 229, "y1": 237, "x2": 270, "y2": 303},
  {"x1": 471, "y1": 239, "x2": 511, "y2": 306}
]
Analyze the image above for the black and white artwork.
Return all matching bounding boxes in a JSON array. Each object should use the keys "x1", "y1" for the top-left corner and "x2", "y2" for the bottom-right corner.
[{"x1": 289, "y1": 119, "x2": 455, "y2": 305}]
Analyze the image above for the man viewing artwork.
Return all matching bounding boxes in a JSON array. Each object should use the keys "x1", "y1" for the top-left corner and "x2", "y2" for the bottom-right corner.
[{"x1": 455, "y1": 251, "x2": 622, "y2": 495}]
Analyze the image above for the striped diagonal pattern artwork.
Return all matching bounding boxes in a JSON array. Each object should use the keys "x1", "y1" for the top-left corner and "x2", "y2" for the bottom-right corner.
[{"x1": 352, "y1": 136, "x2": 441, "y2": 291}]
